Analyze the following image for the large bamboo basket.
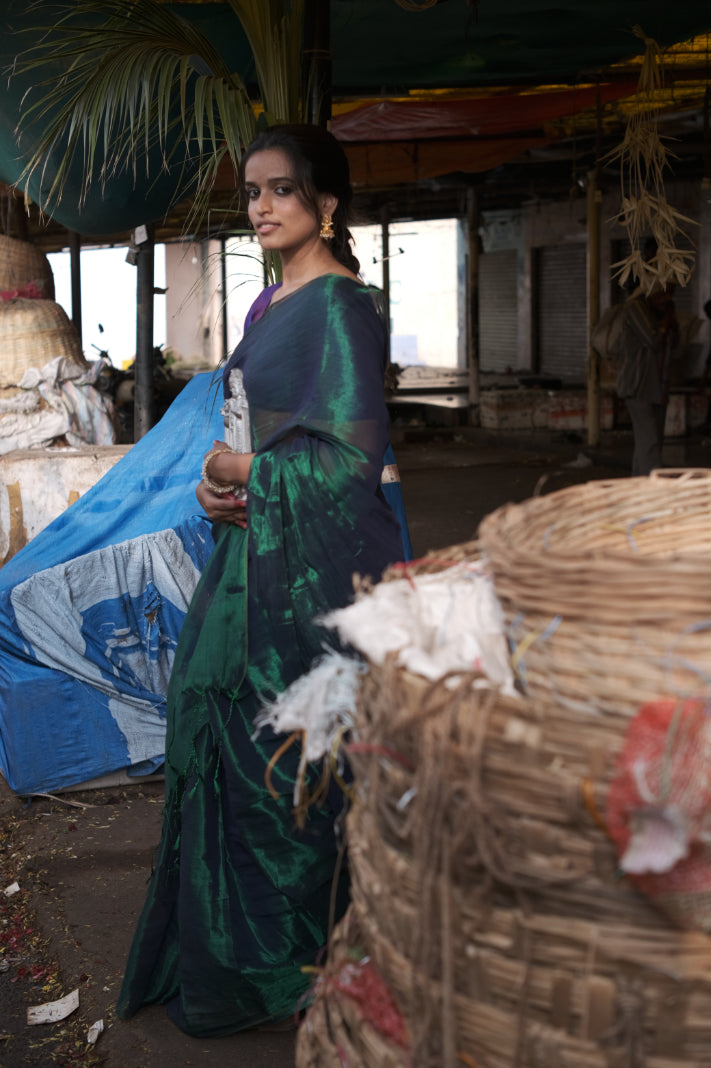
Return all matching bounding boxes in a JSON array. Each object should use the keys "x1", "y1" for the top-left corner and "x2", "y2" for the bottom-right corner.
[
  {"x1": 345, "y1": 659, "x2": 711, "y2": 1068},
  {"x1": 0, "y1": 298, "x2": 86, "y2": 386},
  {"x1": 477, "y1": 469, "x2": 711, "y2": 719},
  {"x1": 295, "y1": 910, "x2": 409, "y2": 1068},
  {"x1": 0, "y1": 234, "x2": 55, "y2": 299},
  {"x1": 296, "y1": 537, "x2": 711, "y2": 1068}
]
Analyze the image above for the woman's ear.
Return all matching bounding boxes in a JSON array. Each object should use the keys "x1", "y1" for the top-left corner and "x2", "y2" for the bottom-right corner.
[{"x1": 319, "y1": 193, "x2": 338, "y2": 218}]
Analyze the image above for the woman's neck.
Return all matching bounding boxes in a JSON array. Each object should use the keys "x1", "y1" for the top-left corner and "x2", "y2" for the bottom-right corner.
[{"x1": 276, "y1": 243, "x2": 356, "y2": 299}]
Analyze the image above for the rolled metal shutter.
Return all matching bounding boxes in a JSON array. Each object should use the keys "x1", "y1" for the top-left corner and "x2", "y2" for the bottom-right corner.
[
  {"x1": 479, "y1": 249, "x2": 518, "y2": 373},
  {"x1": 536, "y1": 243, "x2": 587, "y2": 383}
]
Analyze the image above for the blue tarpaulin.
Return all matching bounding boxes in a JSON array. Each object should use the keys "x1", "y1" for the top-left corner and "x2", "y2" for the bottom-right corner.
[{"x1": 0, "y1": 372, "x2": 224, "y2": 795}]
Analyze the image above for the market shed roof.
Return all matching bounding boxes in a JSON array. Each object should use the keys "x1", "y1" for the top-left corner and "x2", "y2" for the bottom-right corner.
[
  {"x1": 176, "y1": 1, "x2": 711, "y2": 93},
  {"x1": 1, "y1": 1, "x2": 711, "y2": 245}
]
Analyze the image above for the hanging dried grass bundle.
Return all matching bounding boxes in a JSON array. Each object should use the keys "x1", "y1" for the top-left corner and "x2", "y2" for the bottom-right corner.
[{"x1": 607, "y1": 26, "x2": 696, "y2": 294}]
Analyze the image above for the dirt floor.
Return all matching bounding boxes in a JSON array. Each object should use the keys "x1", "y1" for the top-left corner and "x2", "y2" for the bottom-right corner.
[{"x1": 1, "y1": 425, "x2": 709, "y2": 1067}]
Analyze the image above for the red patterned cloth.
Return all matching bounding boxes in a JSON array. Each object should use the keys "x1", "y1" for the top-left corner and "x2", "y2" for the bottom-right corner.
[
  {"x1": 332, "y1": 957, "x2": 408, "y2": 1047},
  {"x1": 0, "y1": 281, "x2": 46, "y2": 301},
  {"x1": 607, "y1": 698, "x2": 711, "y2": 931}
]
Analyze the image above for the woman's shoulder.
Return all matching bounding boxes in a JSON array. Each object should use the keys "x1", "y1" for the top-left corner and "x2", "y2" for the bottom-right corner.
[
  {"x1": 325, "y1": 276, "x2": 387, "y2": 329},
  {"x1": 323, "y1": 274, "x2": 384, "y2": 309},
  {"x1": 271, "y1": 274, "x2": 385, "y2": 330},
  {"x1": 245, "y1": 283, "x2": 281, "y2": 328}
]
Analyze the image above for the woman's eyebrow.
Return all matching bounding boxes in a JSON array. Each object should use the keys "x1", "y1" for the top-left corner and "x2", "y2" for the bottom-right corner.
[{"x1": 247, "y1": 176, "x2": 293, "y2": 186}]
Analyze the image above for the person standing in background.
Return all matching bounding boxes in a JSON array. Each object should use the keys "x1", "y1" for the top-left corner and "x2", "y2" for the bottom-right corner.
[{"x1": 616, "y1": 281, "x2": 679, "y2": 476}]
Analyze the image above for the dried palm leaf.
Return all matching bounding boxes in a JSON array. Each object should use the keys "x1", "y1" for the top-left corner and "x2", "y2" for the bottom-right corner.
[{"x1": 605, "y1": 26, "x2": 696, "y2": 293}]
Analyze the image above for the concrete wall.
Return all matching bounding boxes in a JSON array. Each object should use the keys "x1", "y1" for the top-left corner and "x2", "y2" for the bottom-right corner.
[
  {"x1": 165, "y1": 237, "x2": 265, "y2": 370},
  {"x1": 164, "y1": 240, "x2": 224, "y2": 368},
  {"x1": 479, "y1": 178, "x2": 710, "y2": 379},
  {"x1": 0, "y1": 445, "x2": 129, "y2": 566}
]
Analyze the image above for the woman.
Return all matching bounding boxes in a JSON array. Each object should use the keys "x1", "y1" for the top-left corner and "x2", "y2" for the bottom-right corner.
[{"x1": 116, "y1": 124, "x2": 406, "y2": 1036}]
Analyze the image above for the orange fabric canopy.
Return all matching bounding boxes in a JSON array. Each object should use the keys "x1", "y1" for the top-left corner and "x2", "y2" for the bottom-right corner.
[
  {"x1": 331, "y1": 81, "x2": 638, "y2": 143},
  {"x1": 344, "y1": 136, "x2": 552, "y2": 187}
]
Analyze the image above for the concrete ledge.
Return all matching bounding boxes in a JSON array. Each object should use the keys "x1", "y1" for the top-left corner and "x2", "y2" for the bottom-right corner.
[
  {"x1": 480, "y1": 387, "x2": 614, "y2": 432},
  {"x1": 0, "y1": 444, "x2": 130, "y2": 565}
]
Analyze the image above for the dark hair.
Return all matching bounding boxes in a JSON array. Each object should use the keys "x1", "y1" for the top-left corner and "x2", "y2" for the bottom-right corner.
[{"x1": 240, "y1": 124, "x2": 360, "y2": 275}]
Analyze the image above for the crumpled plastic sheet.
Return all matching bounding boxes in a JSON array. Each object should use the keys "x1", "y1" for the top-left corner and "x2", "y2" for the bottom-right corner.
[
  {"x1": 323, "y1": 561, "x2": 516, "y2": 694},
  {"x1": 254, "y1": 648, "x2": 366, "y2": 762},
  {"x1": 0, "y1": 355, "x2": 115, "y2": 453}
]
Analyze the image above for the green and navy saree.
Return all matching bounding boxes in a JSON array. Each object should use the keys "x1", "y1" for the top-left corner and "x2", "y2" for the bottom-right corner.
[{"x1": 116, "y1": 275, "x2": 405, "y2": 1036}]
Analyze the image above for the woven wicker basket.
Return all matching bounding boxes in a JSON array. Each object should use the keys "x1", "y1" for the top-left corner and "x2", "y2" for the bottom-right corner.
[
  {"x1": 0, "y1": 234, "x2": 55, "y2": 298},
  {"x1": 345, "y1": 658, "x2": 711, "y2": 1067},
  {"x1": 0, "y1": 298, "x2": 85, "y2": 386},
  {"x1": 296, "y1": 538, "x2": 711, "y2": 1067},
  {"x1": 478, "y1": 470, "x2": 711, "y2": 719},
  {"x1": 295, "y1": 910, "x2": 409, "y2": 1068}
]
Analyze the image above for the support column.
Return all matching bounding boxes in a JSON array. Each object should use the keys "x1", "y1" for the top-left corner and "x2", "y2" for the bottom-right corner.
[
  {"x1": 466, "y1": 187, "x2": 480, "y2": 419},
  {"x1": 587, "y1": 168, "x2": 602, "y2": 447},
  {"x1": 380, "y1": 204, "x2": 391, "y2": 357},
  {"x1": 220, "y1": 236, "x2": 228, "y2": 362},
  {"x1": 302, "y1": 0, "x2": 331, "y2": 127},
  {"x1": 68, "y1": 230, "x2": 82, "y2": 346},
  {"x1": 12, "y1": 191, "x2": 28, "y2": 241},
  {"x1": 134, "y1": 229, "x2": 155, "y2": 440}
]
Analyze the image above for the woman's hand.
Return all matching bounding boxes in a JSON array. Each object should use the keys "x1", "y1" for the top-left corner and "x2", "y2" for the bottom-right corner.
[
  {"x1": 196, "y1": 480, "x2": 248, "y2": 528},
  {"x1": 203, "y1": 440, "x2": 254, "y2": 489}
]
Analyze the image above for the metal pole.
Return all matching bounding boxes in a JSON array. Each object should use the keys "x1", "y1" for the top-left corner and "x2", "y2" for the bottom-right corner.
[
  {"x1": 134, "y1": 231, "x2": 155, "y2": 440},
  {"x1": 587, "y1": 168, "x2": 602, "y2": 447},
  {"x1": 302, "y1": 0, "x2": 331, "y2": 126},
  {"x1": 380, "y1": 204, "x2": 391, "y2": 356},
  {"x1": 12, "y1": 191, "x2": 28, "y2": 241},
  {"x1": 220, "y1": 236, "x2": 229, "y2": 362},
  {"x1": 466, "y1": 187, "x2": 480, "y2": 419},
  {"x1": 68, "y1": 230, "x2": 82, "y2": 346}
]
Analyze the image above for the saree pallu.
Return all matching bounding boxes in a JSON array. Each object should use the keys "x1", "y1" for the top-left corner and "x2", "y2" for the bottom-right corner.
[{"x1": 117, "y1": 275, "x2": 405, "y2": 1035}]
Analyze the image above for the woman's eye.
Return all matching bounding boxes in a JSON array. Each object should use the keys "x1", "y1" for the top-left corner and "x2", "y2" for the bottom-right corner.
[
  {"x1": 246, "y1": 188, "x2": 259, "y2": 200},
  {"x1": 275, "y1": 185, "x2": 293, "y2": 196}
]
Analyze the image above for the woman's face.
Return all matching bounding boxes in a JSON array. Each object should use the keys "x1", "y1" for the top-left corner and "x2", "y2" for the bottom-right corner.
[{"x1": 244, "y1": 148, "x2": 322, "y2": 257}]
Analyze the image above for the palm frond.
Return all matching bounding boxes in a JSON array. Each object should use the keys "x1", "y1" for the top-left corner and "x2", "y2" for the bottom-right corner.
[
  {"x1": 15, "y1": 0, "x2": 258, "y2": 224},
  {"x1": 227, "y1": 0, "x2": 305, "y2": 125}
]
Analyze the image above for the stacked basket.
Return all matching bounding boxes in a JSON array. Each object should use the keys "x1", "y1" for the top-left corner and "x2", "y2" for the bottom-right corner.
[
  {"x1": 478, "y1": 469, "x2": 711, "y2": 723},
  {"x1": 0, "y1": 233, "x2": 85, "y2": 389},
  {"x1": 0, "y1": 233, "x2": 55, "y2": 300},
  {"x1": 0, "y1": 299, "x2": 86, "y2": 388},
  {"x1": 296, "y1": 473, "x2": 711, "y2": 1067}
]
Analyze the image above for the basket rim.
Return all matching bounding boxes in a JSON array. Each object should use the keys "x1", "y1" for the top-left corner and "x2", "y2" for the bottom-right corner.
[{"x1": 478, "y1": 469, "x2": 711, "y2": 569}]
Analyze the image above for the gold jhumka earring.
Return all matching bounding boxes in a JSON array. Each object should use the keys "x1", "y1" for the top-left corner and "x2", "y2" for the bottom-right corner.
[{"x1": 320, "y1": 214, "x2": 335, "y2": 240}]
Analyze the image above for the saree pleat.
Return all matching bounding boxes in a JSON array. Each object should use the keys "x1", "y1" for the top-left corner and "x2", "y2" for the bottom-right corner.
[{"x1": 117, "y1": 275, "x2": 403, "y2": 1036}]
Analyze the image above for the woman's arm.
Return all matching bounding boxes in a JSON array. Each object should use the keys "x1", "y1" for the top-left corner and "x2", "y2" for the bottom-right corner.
[
  {"x1": 203, "y1": 443, "x2": 254, "y2": 489},
  {"x1": 197, "y1": 441, "x2": 253, "y2": 527}
]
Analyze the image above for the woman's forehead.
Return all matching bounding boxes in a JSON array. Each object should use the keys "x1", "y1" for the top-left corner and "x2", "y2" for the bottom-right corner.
[{"x1": 244, "y1": 148, "x2": 294, "y2": 182}]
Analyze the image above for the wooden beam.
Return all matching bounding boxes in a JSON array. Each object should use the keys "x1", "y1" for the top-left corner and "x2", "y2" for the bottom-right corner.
[{"x1": 586, "y1": 168, "x2": 602, "y2": 447}]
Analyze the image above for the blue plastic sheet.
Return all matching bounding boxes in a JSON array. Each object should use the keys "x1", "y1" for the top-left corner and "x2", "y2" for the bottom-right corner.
[{"x1": 0, "y1": 373, "x2": 223, "y2": 794}]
